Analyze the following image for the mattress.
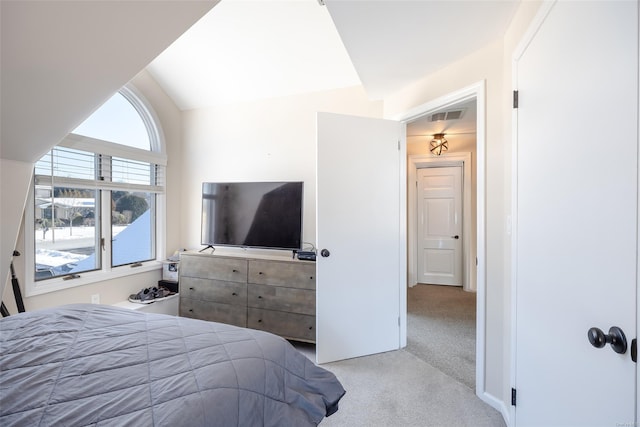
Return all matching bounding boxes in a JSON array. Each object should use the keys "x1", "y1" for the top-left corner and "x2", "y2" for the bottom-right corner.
[{"x1": 0, "y1": 304, "x2": 344, "y2": 426}]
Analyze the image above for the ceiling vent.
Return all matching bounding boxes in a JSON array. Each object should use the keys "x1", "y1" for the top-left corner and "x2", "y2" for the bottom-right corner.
[
  {"x1": 430, "y1": 109, "x2": 464, "y2": 122},
  {"x1": 430, "y1": 112, "x2": 446, "y2": 122}
]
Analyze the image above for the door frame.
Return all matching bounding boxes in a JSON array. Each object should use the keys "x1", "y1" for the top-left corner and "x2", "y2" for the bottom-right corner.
[
  {"x1": 393, "y1": 80, "x2": 488, "y2": 405},
  {"x1": 409, "y1": 155, "x2": 472, "y2": 290}
]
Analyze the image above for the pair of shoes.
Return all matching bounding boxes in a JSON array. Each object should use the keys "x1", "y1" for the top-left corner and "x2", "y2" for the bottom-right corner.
[
  {"x1": 128, "y1": 287, "x2": 156, "y2": 304},
  {"x1": 128, "y1": 286, "x2": 174, "y2": 304}
]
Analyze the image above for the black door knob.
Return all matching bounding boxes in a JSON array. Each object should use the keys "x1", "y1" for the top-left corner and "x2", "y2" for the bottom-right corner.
[
  {"x1": 320, "y1": 249, "x2": 330, "y2": 258},
  {"x1": 451, "y1": 235, "x2": 460, "y2": 239},
  {"x1": 588, "y1": 326, "x2": 627, "y2": 354}
]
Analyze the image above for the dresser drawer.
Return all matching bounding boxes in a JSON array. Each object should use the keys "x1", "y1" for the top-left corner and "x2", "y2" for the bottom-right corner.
[
  {"x1": 247, "y1": 308, "x2": 315, "y2": 342},
  {"x1": 180, "y1": 298, "x2": 246, "y2": 327},
  {"x1": 248, "y1": 260, "x2": 315, "y2": 290},
  {"x1": 181, "y1": 277, "x2": 246, "y2": 305},
  {"x1": 180, "y1": 255, "x2": 247, "y2": 282},
  {"x1": 247, "y1": 284, "x2": 315, "y2": 315}
]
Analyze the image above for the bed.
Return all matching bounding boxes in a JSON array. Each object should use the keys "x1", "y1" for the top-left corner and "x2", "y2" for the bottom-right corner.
[{"x1": 0, "y1": 304, "x2": 345, "y2": 426}]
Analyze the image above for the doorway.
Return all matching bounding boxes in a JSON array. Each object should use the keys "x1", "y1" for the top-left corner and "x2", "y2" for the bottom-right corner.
[
  {"x1": 395, "y1": 81, "x2": 487, "y2": 398},
  {"x1": 408, "y1": 131, "x2": 476, "y2": 390}
]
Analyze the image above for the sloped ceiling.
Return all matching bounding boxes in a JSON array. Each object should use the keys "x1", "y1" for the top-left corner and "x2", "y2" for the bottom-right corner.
[
  {"x1": 325, "y1": 0, "x2": 520, "y2": 99},
  {"x1": 147, "y1": 0, "x2": 361, "y2": 110},
  {"x1": 0, "y1": 0, "x2": 218, "y2": 163}
]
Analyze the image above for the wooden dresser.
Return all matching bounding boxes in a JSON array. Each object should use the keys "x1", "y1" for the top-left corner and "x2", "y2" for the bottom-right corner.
[{"x1": 179, "y1": 252, "x2": 316, "y2": 342}]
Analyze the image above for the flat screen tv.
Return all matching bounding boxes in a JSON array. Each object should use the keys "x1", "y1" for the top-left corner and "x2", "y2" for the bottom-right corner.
[{"x1": 201, "y1": 181, "x2": 303, "y2": 251}]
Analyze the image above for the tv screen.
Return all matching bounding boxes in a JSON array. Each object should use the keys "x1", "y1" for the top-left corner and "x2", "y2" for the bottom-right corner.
[{"x1": 201, "y1": 182, "x2": 303, "y2": 251}]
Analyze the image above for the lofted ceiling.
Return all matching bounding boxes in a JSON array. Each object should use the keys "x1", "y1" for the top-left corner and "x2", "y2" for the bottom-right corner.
[
  {"x1": 0, "y1": 0, "x2": 520, "y2": 162},
  {"x1": 146, "y1": 0, "x2": 360, "y2": 110},
  {"x1": 148, "y1": 0, "x2": 520, "y2": 110}
]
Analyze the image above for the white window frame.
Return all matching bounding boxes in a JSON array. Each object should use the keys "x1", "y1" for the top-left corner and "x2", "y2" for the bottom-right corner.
[{"x1": 25, "y1": 85, "x2": 167, "y2": 297}]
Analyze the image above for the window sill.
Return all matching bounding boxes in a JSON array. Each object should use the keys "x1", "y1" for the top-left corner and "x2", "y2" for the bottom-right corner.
[{"x1": 25, "y1": 261, "x2": 162, "y2": 297}]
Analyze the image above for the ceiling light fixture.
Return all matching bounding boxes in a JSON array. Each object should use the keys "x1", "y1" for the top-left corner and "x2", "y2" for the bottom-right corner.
[{"x1": 430, "y1": 133, "x2": 448, "y2": 155}]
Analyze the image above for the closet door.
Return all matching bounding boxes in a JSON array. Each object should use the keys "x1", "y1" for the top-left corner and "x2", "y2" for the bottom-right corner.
[
  {"x1": 316, "y1": 112, "x2": 403, "y2": 364},
  {"x1": 513, "y1": 1, "x2": 638, "y2": 425}
]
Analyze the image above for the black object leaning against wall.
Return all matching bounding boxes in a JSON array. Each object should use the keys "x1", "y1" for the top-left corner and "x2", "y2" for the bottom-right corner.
[{"x1": 1, "y1": 251, "x2": 26, "y2": 316}]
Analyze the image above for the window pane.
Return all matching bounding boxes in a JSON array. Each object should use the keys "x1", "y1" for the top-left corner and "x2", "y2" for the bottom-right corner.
[
  {"x1": 112, "y1": 191, "x2": 155, "y2": 267},
  {"x1": 35, "y1": 147, "x2": 95, "y2": 180},
  {"x1": 73, "y1": 92, "x2": 150, "y2": 150},
  {"x1": 34, "y1": 186, "x2": 100, "y2": 280},
  {"x1": 112, "y1": 157, "x2": 154, "y2": 186}
]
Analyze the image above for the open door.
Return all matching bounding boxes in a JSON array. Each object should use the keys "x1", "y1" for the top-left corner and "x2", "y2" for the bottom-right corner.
[
  {"x1": 513, "y1": 1, "x2": 638, "y2": 425},
  {"x1": 316, "y1": 112, "x2": 403, "y2": 364}
]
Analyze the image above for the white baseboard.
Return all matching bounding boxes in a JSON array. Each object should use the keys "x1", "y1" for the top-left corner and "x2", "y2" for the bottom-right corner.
[{"x1": 478, "y1": 390, "x2": 511, "y2": 426}]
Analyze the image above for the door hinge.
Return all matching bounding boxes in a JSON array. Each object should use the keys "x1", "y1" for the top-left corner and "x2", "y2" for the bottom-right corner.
[
  {"x1": 398, "y1": 140, "x2": 401, "y2": 151},
  {"x1": 511, "y1": 388, "x2": 517, "y2": 406},
  {"x1": 475, "y1": 257, "x2": 478, "y2": 266},
  {"x1": 398, "y1": 316, "x2": 400, "y2": 327},
  {"x1": 513, "y1": 90, "x2": 519, "y2": 109}
]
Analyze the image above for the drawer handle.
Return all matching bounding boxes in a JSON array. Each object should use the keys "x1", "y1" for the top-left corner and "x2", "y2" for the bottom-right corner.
[
  {"x1": 189, "y1": 309, "x2": 193, "y2": 312},
  {"x1": 258, "y1": 319, "x2": 262, "y2": 323},
  {"x1": 258, "y1": 295, "x2": 263, "y2": 299},
  {"x1": 258, "y1": 271, "x2": 264, "y2": 275},
  {"x1": 309, "y1": 326, "x2": 313, "y2": 330},
  {"x1": 309, "y1": 276, "x2": 313, "y2": 280},
  {"x1": 232, "y1": 269, "x2": 238, "y2": 273},
  {"x1": 232, "y1": 292, "x2": 237, "y2": 296}
]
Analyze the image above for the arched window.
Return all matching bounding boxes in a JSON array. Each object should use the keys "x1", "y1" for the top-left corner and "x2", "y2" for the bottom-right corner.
[
  {"x1": 74, "y1": 90, "x2": 151, "y2": 150},
  {"x1": 27, "y1": 86, "x2": 166, "y2": 294}
]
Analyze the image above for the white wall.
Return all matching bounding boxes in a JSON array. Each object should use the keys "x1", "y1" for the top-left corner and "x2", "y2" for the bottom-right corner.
[{"x1": 178, "y1": 86, "x2": 383, "y2": 253}]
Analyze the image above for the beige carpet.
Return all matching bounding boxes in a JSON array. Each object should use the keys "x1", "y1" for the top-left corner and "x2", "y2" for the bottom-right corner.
[
  {"x1": 320, "y1": 349, "x2": 503, "y2": 427},
  {"x1": 292, "y1": 284, "x2": 504, "y2": 426},
  {"x1": 406, "y1": 283, "x2": 476, "y2": 389}
]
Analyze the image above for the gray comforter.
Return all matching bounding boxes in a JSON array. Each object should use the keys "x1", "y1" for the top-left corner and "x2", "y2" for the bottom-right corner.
[{"x1": 0, "y1": 304, "x2": 344, "y2": 426}]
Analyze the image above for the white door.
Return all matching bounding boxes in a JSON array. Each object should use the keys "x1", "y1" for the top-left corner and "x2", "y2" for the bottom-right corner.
[
  {"x1": 514, "y1": 1, "x2": 637, "y2": 425},
  {"x1": 417, "y1": 166, "x2": 462, "y2": 286},
  {"x1": 316, "y1": 112, "x2": 402, "y2": 364}
]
